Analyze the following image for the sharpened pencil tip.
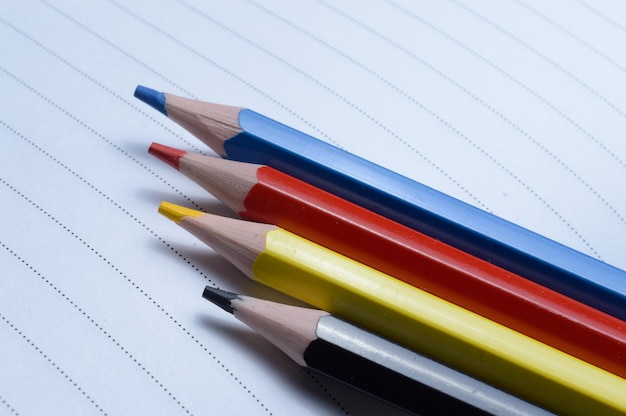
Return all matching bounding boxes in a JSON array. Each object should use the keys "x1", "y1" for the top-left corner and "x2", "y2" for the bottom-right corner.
[
  {"x1": 158, "y1": 201, "x2": 203, "y2": 223},
  {"x1": 148, "y1": 142, "x2": 186, "y2": 170},
  {"x1": 134, "y1": 85, "x2": 167, "y2": 115},
  {"x1": 202, "y1": 286, "x2": 240, "y2": 314}
]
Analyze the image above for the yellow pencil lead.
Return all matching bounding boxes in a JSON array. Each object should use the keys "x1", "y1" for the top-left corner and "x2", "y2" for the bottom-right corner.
[{"x1": 158, "y1": 201, "x2": 203, "y2": 223}]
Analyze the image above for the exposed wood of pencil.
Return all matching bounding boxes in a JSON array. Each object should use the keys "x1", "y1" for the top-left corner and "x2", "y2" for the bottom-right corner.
[
  {"x1": 149, "y1": 142, "x2": 626, "y2": 379},
  {"x1": 204, "y1": 287, "x2": 326, "y2": 367},
  {"x1": 158, "y1": 202, "x2": 626, "y2": 416},
  {"x1": 150, "y1": 144, "x2": 256, "y2": 214},
  {"x1": 164, "y1": 92, "x2": 241, "y2": 157},
  {"x1": 202, "y1": 287, "x2": 552, "y2": 416}
]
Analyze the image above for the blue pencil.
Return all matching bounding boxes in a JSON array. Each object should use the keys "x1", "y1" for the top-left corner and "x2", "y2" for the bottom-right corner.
[{"x1": 135, "y1": 85, "x2": 626, "y2": 321}]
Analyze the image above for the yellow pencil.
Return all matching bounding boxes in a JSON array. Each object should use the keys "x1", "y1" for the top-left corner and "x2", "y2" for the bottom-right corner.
[{"x1": 159, "y1": 201, "x2": 626, "y2": 416}]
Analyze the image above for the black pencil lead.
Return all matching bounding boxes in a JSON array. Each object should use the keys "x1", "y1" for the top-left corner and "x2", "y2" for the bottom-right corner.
[{"x1": 202, "y1": 286, "x2": 239, "y2": 315}]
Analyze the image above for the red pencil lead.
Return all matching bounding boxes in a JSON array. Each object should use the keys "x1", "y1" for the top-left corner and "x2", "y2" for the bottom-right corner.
[{"x1": 148, "y1": 142, "x2": 187, "y2": 170}]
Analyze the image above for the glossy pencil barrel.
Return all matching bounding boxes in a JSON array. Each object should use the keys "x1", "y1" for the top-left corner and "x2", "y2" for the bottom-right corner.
[
  {"x1": 232, "y1": 109, "x2": 626, "y2": 320},
  {"x1": 310, "y1": 316, "x2": 550, "y2": 416}
]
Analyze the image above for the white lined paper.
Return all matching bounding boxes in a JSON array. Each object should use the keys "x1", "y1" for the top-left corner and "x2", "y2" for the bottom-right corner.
[{"x1": 1, "y1": 1, "x2": 625, "y2": 414}]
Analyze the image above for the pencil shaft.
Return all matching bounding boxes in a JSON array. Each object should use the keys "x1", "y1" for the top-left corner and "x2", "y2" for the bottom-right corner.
[
  {"x1": 231, "y1": 109, "x2": 626, "y2": 319},
  {"x1": 312, "y1": 316, "x2": 551, "y2": 416},
  {"x1": 150, "y1": 143, "x2": 626, "y2": 378},
  {"x1": 135, "y1": 86, "x2": 626, "y2": 320},
  {"x1": 305, "y1": 337, "x2": 484, "y2": 415},
  {"x1": 163, "y1": 205, "x2": 626, "y2": 416}
]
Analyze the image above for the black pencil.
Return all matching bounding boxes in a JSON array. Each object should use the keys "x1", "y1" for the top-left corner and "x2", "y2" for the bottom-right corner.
[{"x1": 201, "y1": 286, "x2": 552, "y2": 416}]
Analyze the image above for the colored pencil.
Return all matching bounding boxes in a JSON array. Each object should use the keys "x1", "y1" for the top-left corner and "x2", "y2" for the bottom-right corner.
[
  {"x1": 158, "y1": 201, "x2": 626, "y2": 416},
  {"x1": 149, "y1": 142, "x2": 626, "y2": 379},
  {"x1": 202, "y1": 286, "x2": 554, "y2": 416},
  {"x1": 135, "y1": 85, "x2": 626, "y2": 321}
]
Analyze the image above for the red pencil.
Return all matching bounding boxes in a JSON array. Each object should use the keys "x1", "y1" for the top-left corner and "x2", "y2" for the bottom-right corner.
[{"x1": 150, "y1": 142, "x2": 626, "y2": 379}]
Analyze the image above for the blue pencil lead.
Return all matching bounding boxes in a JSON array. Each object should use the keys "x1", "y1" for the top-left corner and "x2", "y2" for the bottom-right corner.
[{"x1": 134, "y1": 85, "x2": 167, "y2": 115}]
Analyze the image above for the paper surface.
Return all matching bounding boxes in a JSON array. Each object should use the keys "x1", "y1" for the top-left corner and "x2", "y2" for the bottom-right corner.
[{"x1": 1, "y1": 1, "x2": 625, "y2": 414}]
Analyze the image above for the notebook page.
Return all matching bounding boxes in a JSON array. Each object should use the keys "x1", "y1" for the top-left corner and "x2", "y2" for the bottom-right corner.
[{"x1": 1, "y1": 1, "x2": 624, "y2": 415}]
